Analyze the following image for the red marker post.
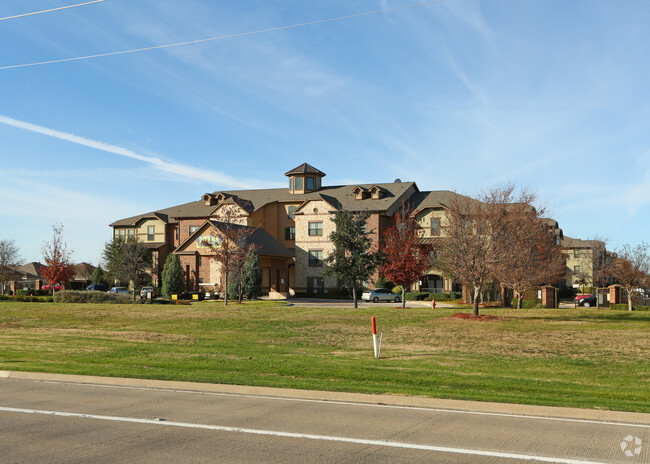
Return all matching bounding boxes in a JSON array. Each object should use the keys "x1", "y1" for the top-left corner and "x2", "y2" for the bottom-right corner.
[{"x1": 371, "y1": 316, "x2": 378, "y2": 358}]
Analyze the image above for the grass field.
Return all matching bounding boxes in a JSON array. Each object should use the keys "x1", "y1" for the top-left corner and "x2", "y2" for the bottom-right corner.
[{"x1": 0, "y1": 301, "x2": 648, "y2": 412}]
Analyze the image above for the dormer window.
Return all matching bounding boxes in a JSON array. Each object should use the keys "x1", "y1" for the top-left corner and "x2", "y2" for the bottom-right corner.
[
  {"x1": 285, "y1": 163, "x2": 326, "y2": 194},
  {"x1": 353, "y1": 186, "x2": 369, "y2": 200}
]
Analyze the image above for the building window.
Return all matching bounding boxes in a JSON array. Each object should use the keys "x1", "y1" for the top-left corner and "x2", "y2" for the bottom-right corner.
[
  {"x1": 430, "y1": 217, "x2": 441, "y2": 236},
  {"x1": 118, "y1": 229, "x2": 125, "y2": 239},
  {"x1": 289, "y1": 178, "x2": 293, "y2": 192},
  {"x1": 574, "y1": 250, "x2": 579, "y2": 258},
  {"x1": 189, "y1": 225, "x2": 199, "y2": 235},
  {"x1": 198, "y1": 255, "x2": 202, "y2": 266},
  {"x1": 285, "y1": 226, "x2": 295, "y2": 240},
  {"x1": 574, "y1": 265, "x2": 580, "y2": 273},
  {"x1": 175, "y1": 228, "x2": 179, "y2": 241},
  {"x1": 295, "y1": 177, "x2": 303, "y2": 190},
  {"x1": 308, "y1": 250, "x2": 323, "y2": 267},
  {"x1": 147, "y1": 226, "x2": 155, "y2": 241},
  {"x1": 288, "y1": 205, "x2": 296, "y2": 219},
  {"x1": 308, "y1": 222, "x2": 323, "y2": 236},
  {"x1": 128, "y1": 229, "x2": 135, "y2": 238},
  {"x1": 306, "y1": 177, "x2": 314, "y2": 191}
]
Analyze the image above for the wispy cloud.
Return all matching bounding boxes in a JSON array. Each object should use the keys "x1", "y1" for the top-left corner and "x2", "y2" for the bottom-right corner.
[{"x1": 0, "y1": 115, "x2": 277, "y2": 189}]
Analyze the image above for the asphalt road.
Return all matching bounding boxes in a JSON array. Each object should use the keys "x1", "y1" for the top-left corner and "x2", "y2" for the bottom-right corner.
[{"x1": 1, "y1": 372, "x2": 648, "y2": 463}]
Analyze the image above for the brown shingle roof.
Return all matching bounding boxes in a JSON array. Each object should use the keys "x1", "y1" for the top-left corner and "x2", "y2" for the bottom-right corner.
[
  {"x1": 111, "y1": 182, "x2": 418, "y2": 226},
  {"x1": 284, "y1": 163, "x2": 326, "y2": 177}
]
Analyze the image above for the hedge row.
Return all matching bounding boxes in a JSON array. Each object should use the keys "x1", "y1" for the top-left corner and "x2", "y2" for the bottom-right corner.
[
  {"x1": 53, "y1": 290, "x2": 132, "y2": 304},
  {"x1": 0, "y1": 295, "x2": 53, "y2": 302},
  {"x1": 610, "y1": 303, "x2": 650, "y2": 311}
]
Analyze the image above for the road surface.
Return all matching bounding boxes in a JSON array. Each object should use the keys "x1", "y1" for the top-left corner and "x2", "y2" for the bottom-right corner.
[{"x1": 1, "y1": 372, "x2": 648, "y2": 463}]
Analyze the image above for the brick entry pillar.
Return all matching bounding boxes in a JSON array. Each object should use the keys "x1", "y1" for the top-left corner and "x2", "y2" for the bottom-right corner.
[
  {"x1": 609, "y1": 285, "x2": 622, "y2": 304},
  {"x1": 540, "y1": 286, "x2": 556, "y2": 308},
  {"x1": 462, "y1": 285, "x2": 471, "y2": 304}
]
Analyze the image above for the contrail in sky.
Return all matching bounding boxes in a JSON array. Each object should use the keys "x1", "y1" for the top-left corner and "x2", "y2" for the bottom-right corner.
[{"x1": 0, "y1": 115, "x2": 257, "y2": 189}]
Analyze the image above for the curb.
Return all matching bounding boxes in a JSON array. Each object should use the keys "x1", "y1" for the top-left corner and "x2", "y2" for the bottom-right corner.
[{"x1": 2, "y1": 370, "x2": 648, "y2": 425}]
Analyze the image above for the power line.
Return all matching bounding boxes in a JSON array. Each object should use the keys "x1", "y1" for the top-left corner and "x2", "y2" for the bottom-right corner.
[
  {"x1": 0, "y1": 0, "x2": 446, "y2": 70},
  {"x1": 0, "y1": 0, "x2": 107, "y2": 21}
]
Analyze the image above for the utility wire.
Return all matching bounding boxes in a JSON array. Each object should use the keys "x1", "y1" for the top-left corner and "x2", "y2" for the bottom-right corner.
[
  {"x1": 0, "y1": 0, "x2": 446, "y2": 70},
  {"x1": 0, "y1": 0, "x2": 107, "y2": 21}
]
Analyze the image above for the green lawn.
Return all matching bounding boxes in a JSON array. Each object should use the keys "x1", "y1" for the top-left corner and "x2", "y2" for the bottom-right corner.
[{"x1": 0, "y1": 301, "x2": 648, "y2": 412}]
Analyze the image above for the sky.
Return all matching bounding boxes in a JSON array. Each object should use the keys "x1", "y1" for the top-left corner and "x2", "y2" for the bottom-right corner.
[{"x1": 1, "y1": 0, "x2": 649, "y2": 265}]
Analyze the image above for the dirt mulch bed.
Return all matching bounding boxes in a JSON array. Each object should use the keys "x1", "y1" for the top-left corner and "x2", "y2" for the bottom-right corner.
[{"x1": 446, "y1": 313, "x2": 501, "y2": 321}]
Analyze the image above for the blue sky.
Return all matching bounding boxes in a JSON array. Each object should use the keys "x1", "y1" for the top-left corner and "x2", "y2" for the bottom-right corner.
[{"x1": 1, "y1": 0, "x2": 649, "y2": 265}]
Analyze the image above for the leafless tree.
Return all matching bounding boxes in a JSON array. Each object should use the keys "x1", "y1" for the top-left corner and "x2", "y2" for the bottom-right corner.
[
  {"x1": 496, "y1": 215, "x2": 566, "y2": 308},
  {"x1": 0, "y1": 239, "x2": 22, "y2": 295},
  {"x1": 435, "y1": 185, "x2": 534, "y2": 316},
  {"x1": 201, "y1": 208, "x2": 255, "y2": 306},
  {"x1": 610, "y1": 243, "x2": 650, "y2": 311}
]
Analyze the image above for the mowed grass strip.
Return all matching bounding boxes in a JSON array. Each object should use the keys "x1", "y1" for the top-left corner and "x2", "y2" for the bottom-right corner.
[{"x1": 0, "y1": 301, "x2": 648, "y2": 412}]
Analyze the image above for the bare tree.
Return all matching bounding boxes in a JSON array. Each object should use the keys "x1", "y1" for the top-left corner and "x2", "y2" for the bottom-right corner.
[
  {"x1": 201, "y1": 208, "x2": 255, "y2": 306},
  {"x1": 435, "y1": 185, "x2": 542, "y2": 316},
  {"x1": 497, "y1": 215, "x2": 566, "y2": 308},
  {"x1": 40, "y1": 224, "x2": 75, "y2": 295},
  {"x1": 0, "y1": 239, "x2": 22, "y2": 295},
  {"x1": 610, "y1": 243, "x2": 650, "y2": 311}
]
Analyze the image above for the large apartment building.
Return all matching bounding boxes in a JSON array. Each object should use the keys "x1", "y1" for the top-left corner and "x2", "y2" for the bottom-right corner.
[{"x1": 110, "y1": 163, "x2": 584, "y2": 297}]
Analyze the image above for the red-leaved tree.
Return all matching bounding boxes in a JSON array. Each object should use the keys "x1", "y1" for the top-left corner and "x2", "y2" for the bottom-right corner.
[
  {"x1": 380, "y1": 204, "x2": 432, "y2": 308},
  {"x1": 40, "y1": 224, "x2": 75, "y2": 294}
]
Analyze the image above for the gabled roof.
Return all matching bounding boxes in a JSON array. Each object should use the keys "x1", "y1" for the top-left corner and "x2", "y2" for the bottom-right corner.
[
  {"x1": 284, "y1": 163, "x2": 326, "y2": 177},
  {"x1": 14, "y1": 262, "x2": 42, "y2": 279},
  {"x1": 561, "y1": 236, "x2": 605, "y2": 250},
  {"x1": 111, "y1": 181, "x2": 418, "y2": 227},
  {"x1": 109, "y1": 211, "x2": 170, "y2": 227}
]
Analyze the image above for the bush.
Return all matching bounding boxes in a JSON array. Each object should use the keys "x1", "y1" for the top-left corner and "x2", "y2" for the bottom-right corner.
[
  {"x1": 423, "y1": 292, "x2": 461, "y2": 301},
  {"x1": 16, "y1": 289, "x2": 50, "y2": 297},
  {"x1": 611, "y1": 303, "x2": 650, "y2": 311},
  {"x1": 0, "y1": 294, "x2": 53, "y2": 302},
  {"x1": 392, "y1": 286, "x2": 403, "y2": 295},
  {"x1": 405, "y1": 291, "x2": 429, "y2": 301},
  {"x1": 53, "y1": 290, "x2": 131, "y2": 304},
  {"x1": 375, "y1": 277, "x2": 395, "y2": 290},
  {"x1": 521, "y1": 299, "x2": 543, "y2": 309}
]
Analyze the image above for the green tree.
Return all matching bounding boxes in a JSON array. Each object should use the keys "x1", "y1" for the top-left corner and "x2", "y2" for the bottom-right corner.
[
  {"x1": 90, "y1": 265, "x2": 107, "y2": 286},
  {"x1": 103, "y1": 237, "x2": 152, "y2": 300},
  {"x1": 323, "y1": 210, "x2": 385, "y2": 308},
  {"x1": 161, "y1": 253, "x2": 184, "y2": 299},
  {"x1": 242, "y1": 246, "x2": 262, "y2": 300}
]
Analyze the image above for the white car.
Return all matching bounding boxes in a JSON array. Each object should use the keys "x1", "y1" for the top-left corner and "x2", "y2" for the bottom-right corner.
[
  {"x1": 107, "y1": 287, "x2": 129, "y2": 295},
  {"x1": 361, "y1": 288, "x2": 401, "y2": 303}
]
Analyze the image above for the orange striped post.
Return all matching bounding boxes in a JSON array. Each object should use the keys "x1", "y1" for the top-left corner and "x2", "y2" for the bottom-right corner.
[{"x1": 372, "y1": 316, "x2": 378, "y2": 358}]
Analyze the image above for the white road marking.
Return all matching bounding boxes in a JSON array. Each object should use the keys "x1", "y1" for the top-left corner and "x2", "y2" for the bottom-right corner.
[
  {"x1": 0, "y1": 406, "x2": 611, "y2": 464},
  {"x1": 38, "y1": 379, "x2": 650, "y2": 429}
]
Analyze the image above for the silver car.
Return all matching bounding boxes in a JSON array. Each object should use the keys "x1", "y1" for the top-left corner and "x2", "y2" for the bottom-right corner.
[
  {"x1": 362, "y1": 288, "x2": 401, "y2": 303},
  {"x1": 107, "y1": 286, "x2": 129, "y2": 295}
]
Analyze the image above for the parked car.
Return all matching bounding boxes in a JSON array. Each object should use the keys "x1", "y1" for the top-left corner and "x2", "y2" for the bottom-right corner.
[
  {"x1": 575, "y1": 292, "x2": 597, "y2": 307},
  {"x1": 362, "y1": 288, "x2": 401, "y2": 303},
  {"x1": 140, "y1": 286, "x2": 154, "y2": 298},
  {"x1": 86, "y1": 284, "x2": 107, "y2": 292},
  {"x1": 107, "y1": 287, "x2": 129, "y2": 295},
  {"x1": 42, "y1": 284, "x2": 61, "y2": 291}
]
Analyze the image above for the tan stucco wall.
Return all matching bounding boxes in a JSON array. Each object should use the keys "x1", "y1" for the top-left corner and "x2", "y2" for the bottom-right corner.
[{"x1": 294, "y1": 199, "x2": 337, "y2": 292}]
